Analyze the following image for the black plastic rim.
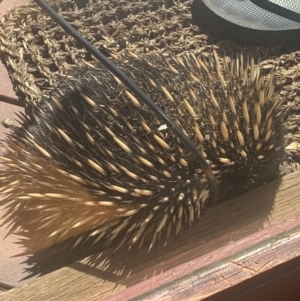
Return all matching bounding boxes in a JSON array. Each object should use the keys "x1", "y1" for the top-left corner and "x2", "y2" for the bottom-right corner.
[{"x1": 192, "y1": 0, "x2": 300, "y2": 46}]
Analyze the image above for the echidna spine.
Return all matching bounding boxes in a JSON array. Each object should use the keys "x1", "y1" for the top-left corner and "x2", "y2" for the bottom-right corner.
[{"x1": 0, "y1": 49, "x2": 288, "y2": 253}]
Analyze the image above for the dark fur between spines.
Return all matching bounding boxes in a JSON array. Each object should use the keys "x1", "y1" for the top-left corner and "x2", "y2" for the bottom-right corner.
[{"x1": 0, "y1": 50, "x2": 288, "y2": 253}]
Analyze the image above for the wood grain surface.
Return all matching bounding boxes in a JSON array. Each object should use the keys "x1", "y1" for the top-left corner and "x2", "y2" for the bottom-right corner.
[
  {"x1": 0, "y1": 1, "x2": 30, "y2": 288},
  {"x1": 0, "y1": 55, "x2": 29, "y2": 290}
]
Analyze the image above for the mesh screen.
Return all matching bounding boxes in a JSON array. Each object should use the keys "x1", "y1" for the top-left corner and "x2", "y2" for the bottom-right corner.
[{"x1": 203, "y1": 0, "x2": 300, "y2": 30}]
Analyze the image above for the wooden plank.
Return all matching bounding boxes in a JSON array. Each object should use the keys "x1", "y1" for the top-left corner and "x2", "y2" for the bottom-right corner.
[
  {"x1": 0, "y1": 2, "x2": 31, "y2": 288},
  {"x1": 0, "y1": 62, "x2": 30, "y2": 288},
  {"x1": 0, "y1": 171, "x2": 299, "y2": 300},
  {"x1": 129, "y1": 220, "x2": 300, "y2": 301}
]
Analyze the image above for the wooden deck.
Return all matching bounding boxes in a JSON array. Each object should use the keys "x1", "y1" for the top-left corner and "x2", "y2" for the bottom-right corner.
[{"x1": 1, "y1": 0, "x2": 300, "y2": 300}]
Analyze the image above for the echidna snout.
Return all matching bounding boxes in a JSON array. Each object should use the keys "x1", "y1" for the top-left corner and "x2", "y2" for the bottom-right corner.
[{"x1": 0, "y1": 50, "x2": 288, "y2": 252}]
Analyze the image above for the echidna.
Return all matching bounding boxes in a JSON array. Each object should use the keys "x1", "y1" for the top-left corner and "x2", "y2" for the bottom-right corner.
[{"x1": 0, "y1": 50, "x2": 288, "y2": 253}]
